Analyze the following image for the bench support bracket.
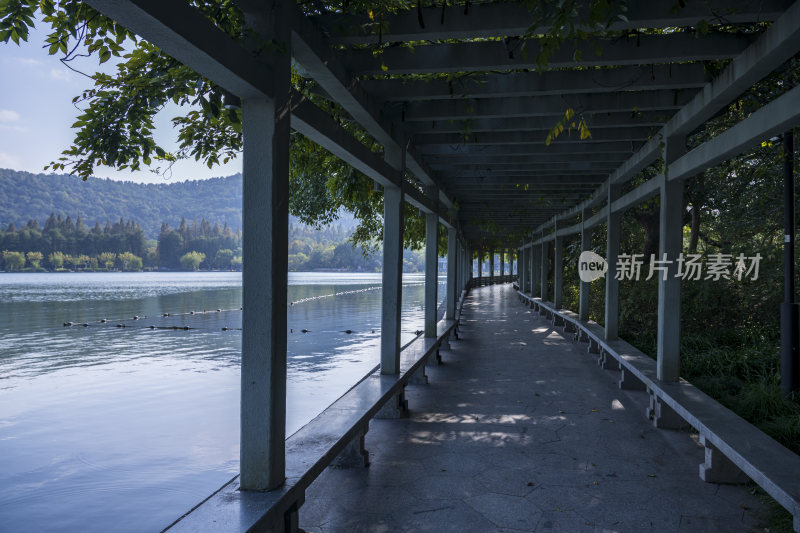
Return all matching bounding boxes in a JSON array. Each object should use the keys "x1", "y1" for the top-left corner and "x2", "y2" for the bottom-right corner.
[
  {"x1": 647, "y1": 391, "x2": 689, "y2": 430},
  {"x1": 333, "y1": 426, "x2": 370, "y2": 468},
  {"x1": 618, "y1": 369, "x2": 647, "y2": 391},
  {"x1": 409, "y1": 364, "x2": 428, "y2": 385},
  {"x1": 699, "y1": 435, "x2": 749, "y2": 484},
  {"x1": 376, "y1": 389, "x2": 409, "y2": 419},
  {"x1": 598, "y1": 350, "x2": 620, "y2": 371}
]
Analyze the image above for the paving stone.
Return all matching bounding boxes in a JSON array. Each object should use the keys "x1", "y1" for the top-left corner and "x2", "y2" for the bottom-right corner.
[
  {"x1": 298, "y1": 285, "x2": 770, "y2": 532},
  {"x1": 464, "y1": 492, "x2": 542, "y2": 529}
]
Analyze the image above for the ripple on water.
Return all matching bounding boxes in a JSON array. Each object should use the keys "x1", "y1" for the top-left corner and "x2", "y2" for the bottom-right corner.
[{"x1": 0, "y1": 271, "x2": 445, "y2": 532}]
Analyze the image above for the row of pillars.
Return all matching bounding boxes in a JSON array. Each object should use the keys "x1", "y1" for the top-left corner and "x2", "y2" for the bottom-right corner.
[
  {"x1": 474, "y1": 250, "x2": 516, "y2": 279},
  {"x1": 237, "y1": 10, "x2": 474, "y2": 490},
  {"x1": 241, "y1": 103, "x2": 473, "y2": 489},
  {"x1": 518, "y1": 136, "x2": 687, "y2": 385}
]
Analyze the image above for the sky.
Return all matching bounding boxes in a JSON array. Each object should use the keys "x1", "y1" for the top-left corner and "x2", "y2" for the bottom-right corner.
[{"x1": 0, "y1": 19, "x2": 242, "y2": 183}]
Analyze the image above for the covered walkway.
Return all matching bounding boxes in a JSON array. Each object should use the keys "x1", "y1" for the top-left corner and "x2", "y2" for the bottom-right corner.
[{"x1": 299, "y1": 284, "x2": 766, "y2": 532}]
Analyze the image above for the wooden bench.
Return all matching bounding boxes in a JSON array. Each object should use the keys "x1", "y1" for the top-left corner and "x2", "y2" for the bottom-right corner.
[
  {"x1": 516, "y1": 290, "x2": 800, "y2": 531},
  {"x1": 164, "y1": 293, "x2": 468, "y2": 533}
]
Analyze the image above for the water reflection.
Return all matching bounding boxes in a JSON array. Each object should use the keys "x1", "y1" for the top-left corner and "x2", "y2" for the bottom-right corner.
[{"x1": 0, "y1": 271, "x2": 447, "y2": 532}]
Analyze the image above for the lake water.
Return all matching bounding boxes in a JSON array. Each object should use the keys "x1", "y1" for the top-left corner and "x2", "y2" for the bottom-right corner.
[{"x1": 0, "y1": 271, "x2": 446, "y2": 532}]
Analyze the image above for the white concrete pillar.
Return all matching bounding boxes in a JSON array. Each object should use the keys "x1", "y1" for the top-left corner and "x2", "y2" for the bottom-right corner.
[
  {"x1": 239, "y1": 3, "x2": 291, "y2": 492},
  {"x1": 446, "y1": 227, "x2": 457, "y2": 320},
  {"x1": 458, "y1": 242, "x2": 463, "y2": 292},
  {"x1": 381, "y1": 146, "x2": 405, "y2": 375},
  {"x1": 579, "y1": 209, "x2": 592, "y2": 321},
  {"x1": 477, "y1": 250, "x2": 482, "y2": 278},
  {"x1": 500, "y1": 250, "x2": 505, "y2": 277},
  {"x1": 605, "y1": 184, "x2": 622, "y2": 341},
  {"x1": 658, "y1": 136, "x2": 686, "y2": 382},
  {"x1": 424, "y1": 188, "x2": 439, "y2": 338},
  {"x1": 553, "y1": 236, "x2": 564, "y2": 309},
  {"x1": 489, "y1": 249, "x2": 495, "y2": 280},
  {"x1": 540, "y1": 240, "x2": 550, "y2": 301},
  {"x1": 519, "y1": 247, "x2": 526, "y2": 292}
]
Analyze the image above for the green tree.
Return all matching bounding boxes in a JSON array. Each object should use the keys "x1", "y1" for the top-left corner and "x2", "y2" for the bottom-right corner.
[
  {"x1": 26, "y1": 251, "x2": 43, "y2": 269},
  {"x1": 231, "y1": 255, "x2": 243, "y2": 271},
  {"x1": 157, "y1": 230, "x2": 184, "y2": 269},
  {"x1": 2, "y1": 250, "x2": 25, "y2": 271},
  {"x1": 214, "y1": 248, "x2": 234, "y2": 270},
  {"x1": 98, "y1": 252, "x2": 116, "y2": 270},
  {"x1": 117, "y1": 251, "x2": 142, "y2": 271},
  {"x1": 48, "y1": 251, "x2": 65, "y2": 269},
  {"x1": 179, "y1": 251, "x2": 205, "y2": 271},
  {"x1": 75, "y1": 254, "x2": 90, "y2": 270}
]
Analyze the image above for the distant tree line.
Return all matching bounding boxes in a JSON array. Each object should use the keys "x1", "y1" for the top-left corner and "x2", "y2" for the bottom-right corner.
[
  {"x1": 156, "y1": 217, "x2": 242, "y2": 270},
  {"x1": 1, "y1": 214, "x2": 147, "y2": 271},
  {"x1": 0, "y1": 214, "x2": 426, "y2": 272}
]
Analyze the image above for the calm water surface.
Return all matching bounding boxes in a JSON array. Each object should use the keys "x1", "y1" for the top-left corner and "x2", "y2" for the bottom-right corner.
[{"x1": 0, "y1": 271, "x2": 445, "y2": 532}]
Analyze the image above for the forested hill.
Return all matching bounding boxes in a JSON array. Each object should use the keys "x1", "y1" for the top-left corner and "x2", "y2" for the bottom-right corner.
[{"x1": 0, "y1": 168, "x2": 244, "y2": 238}]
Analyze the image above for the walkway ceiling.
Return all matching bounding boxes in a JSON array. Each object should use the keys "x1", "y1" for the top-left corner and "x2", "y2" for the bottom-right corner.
[
  {"x1": 83, "y1": 0, "x2": 798, "y2": 250},
  {"x1": 303, "y1": 0, "x2": 792, "y2": 248}
]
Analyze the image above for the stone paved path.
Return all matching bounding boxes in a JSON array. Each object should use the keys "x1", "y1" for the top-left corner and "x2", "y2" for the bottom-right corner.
[{"x1": 299, "y1": 284, "x2": 768, "y2": 532}]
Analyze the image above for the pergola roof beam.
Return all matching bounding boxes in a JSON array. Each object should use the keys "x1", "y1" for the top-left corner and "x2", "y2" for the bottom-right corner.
[
  {"x1": 289, "y1": 94, "x2": 454, "y2": 227},
  {"x1": 424, "y1": 153, "x2": 630, "y2": 164},
  {"x1": 404, "y1": 112, "x2": 670, "y2": 134},
  {"x1": 347, "y1": 34, "x2": 751, "y2": 75},
  {"x1": 364, "y1": 65, "x2": 709, "y2": 102},
  {"x1": 446, "y1": 176, "x2": 606, "y2": 185},
  {"x1": 290, "y1": 9, "x2": 455, "y2": 210},
  {"x1": 531, "y1": 0, "x2": 800, "y2": 236},
  {"x1": 415, "y1": 128, "x2": 656, "y2": 146},
  {"x1": 419, "y1": 143, "x2": 637, "y2": 155},
  {"x1": 398, "y1": 90, "x2": 697, "y2": 122},
  {"x1": 314, "y1": 0, "x2": 790, "y2": 45},
  {"x1": 84, "y1": 0, "x2": 275, "y2": 99},
  {"x1": 432, "y1": 162, "x2": 619, "y2": 172}
]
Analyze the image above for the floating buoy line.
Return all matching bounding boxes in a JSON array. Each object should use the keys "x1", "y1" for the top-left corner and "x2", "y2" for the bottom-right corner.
[
  {"x1": 287, "y1": 281, "x2": 426, "y2": 307},
  {"x1": 61, "y1": 283, "x2": 426, "y2": 333}
]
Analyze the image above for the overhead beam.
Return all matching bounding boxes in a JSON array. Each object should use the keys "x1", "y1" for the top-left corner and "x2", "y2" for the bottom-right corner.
[
  {"x1": 314, "y1": 0, "x2": 790, "y2": 44},
  {"x1": 289, "y1": 93, "x2": 453, "y2": 227},
  {"x1": 532, "y1": 0, "x2": 800, "y2": 235},
  {"x1": 346, "y1": 34, "x2": 751, "y2": 75},
  {"x1": 669, "y1": 84, "x2": 800, "y2": 183},
  {"x1": 424, "y1": 153, "x2": 630, "y2": 164},
  {"x1": 548, "y1": 86, "x2": 800, "y2": 236},
  {"x1": 290, "y1": 8, "x2": 455, "y2": 210},
  {"x1": 414, "y1": 127, "x2": 656, "y2": 146},
  {"x1": 432, "y1": 162, "x2": 619, "y2": 172},
  {"x1": 84, "y1": 0, "x2": 275, "y2": 99},
  {"x1": 419, "y1": 143, "x2": 637, "y2": 156},
  {"x1": 403, "y1": 112, "x2": 670, "y2": 134},
  {"x1": 446, "y1": 176, "x2": 606, "y2": 185},
  {"x1": 444, "y1": 170, "x2": 611, "y2": 177},
  {"x1": 364, "y1": 65, "x2": 709, "y2": 101},
  {"x1": 397, "y1": 90, "x2": 697, "y2": 121}
]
